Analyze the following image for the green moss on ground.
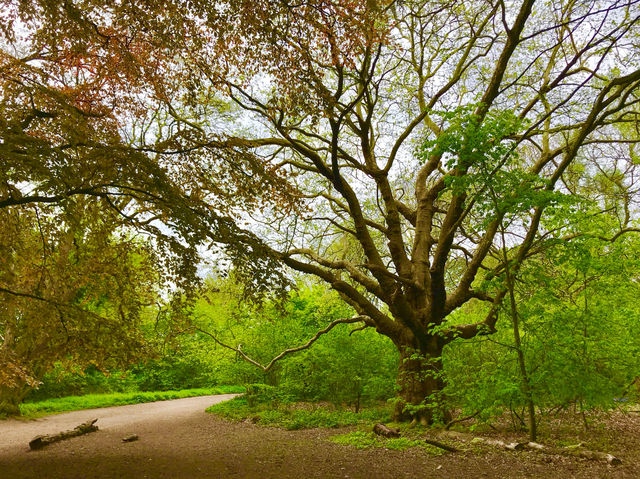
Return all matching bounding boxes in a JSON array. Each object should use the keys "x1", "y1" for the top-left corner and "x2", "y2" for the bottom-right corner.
[{"x1": 207, "y1": 396, "x2": 390, "y2": 430}]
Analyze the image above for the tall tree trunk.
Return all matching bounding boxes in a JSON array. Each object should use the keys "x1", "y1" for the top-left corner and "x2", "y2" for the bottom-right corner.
[
  {"x1": 509, "y1": 300, "x2": 537, "y2": 441},
  {"x1": 501, "y1": 226, "x2": 537, "y2": 441},
  {"x1": 392, "y1": 341, "x2": 450, "y2": 425}
]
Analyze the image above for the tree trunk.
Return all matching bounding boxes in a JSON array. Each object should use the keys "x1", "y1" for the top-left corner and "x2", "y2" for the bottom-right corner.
[
  {"x1": 0, "y1": 385, "x2": 29, "y2": 416},
  {"x1": 392, "y1": 342, "x2": 450, "y2": 425},
  {"x1": 502, "y1": 231, "x2": 537, "y2": 442}
]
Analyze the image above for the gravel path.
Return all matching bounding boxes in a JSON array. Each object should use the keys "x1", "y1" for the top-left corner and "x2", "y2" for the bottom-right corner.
[
  {"x1": 0, "y1": 395, "x2": 638, "y2": 478},
  {"x1": 0, "y1": 394, "x2": 237, "y2": 454}
]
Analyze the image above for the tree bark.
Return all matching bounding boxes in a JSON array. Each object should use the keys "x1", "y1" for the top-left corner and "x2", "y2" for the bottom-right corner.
[{"x1": 392, "y1": 342, "x2": 450, "y2": 425}]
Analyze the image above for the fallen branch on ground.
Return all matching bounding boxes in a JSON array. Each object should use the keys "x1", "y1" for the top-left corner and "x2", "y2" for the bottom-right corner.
[
  {"x1": 440, "y1": 430, "x2": 620, "y2": 465},
  {"x1": 524, "y1": 442, "x2": 621, "y2": 466},
  {"x1": 471, "y1": 436, "x2": 524, "y2": 451},
  {"x1": 423, "y1": 438, "x2": 459, "y2": 452},
  {"x1": 29, "y1": 418, "x2": 99, "y2": 450},
  {"x1": 373, "y1": 423, "x2": 458, "y2": 452}
]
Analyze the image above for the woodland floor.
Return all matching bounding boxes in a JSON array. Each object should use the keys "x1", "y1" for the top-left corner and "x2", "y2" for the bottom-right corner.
[{"x1": 0, "y1": 394, "x2": 639, "y2": 478}]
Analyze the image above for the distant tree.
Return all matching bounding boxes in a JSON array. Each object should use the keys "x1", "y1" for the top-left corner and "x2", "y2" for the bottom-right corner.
[{"x1": 2, "y1": 0, "x2": 640, "y2": 423}]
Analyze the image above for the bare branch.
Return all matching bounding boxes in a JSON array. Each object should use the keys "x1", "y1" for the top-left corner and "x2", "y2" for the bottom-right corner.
[{"x1": 195, "y1": 315, "x2": 372, "y2": 372}]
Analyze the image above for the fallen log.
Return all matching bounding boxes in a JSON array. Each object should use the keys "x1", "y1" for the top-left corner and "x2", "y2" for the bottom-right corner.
[
  {"x1": 440, "y1": 431, "x2": 620, "y2": 466},
  {"x1": 423, "y1": 438, "x2": 459, "y2": 453},
  {"x1": 373, "y1": 423, "x2": 400, "y2": 438},
  {"x1": 29, "y1": 418, "x2": 99, "y2": 450},
  {"x1": 441, "y1": 431, "x2": 523, "y2": 451},
  {"x1": 524, "y1": 442, "x2": 621, "y2": 466},
  {"x1": 122, "y1": 434, "x2": 139, "y2": 443},
  {"x1": 471, "y1": 437, "x2": 525, "y2": 451}
]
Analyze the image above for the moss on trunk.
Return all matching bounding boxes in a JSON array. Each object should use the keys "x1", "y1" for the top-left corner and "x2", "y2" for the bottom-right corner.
[{"x1": 391, "y1": 344, "x2": 450, "y2": 425}]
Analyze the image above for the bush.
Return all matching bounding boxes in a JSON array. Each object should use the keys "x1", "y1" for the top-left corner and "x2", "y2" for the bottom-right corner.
[{"x1": 26, "y1": 364, "x2": 137, "y2": 401}]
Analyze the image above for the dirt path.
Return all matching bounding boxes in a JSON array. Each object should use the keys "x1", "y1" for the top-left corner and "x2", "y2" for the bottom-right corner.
[
  {"x1": 0, "y1": 394, "x2": 238, "y2": 454},
  {"x1": 1, "y1": 396, "x2": 638, "y2": 478}
]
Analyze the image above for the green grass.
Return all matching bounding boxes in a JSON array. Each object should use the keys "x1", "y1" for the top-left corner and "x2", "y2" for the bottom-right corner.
[
  {"x1": 330, "y1": 430, "x2": 445, "y2": 454},
  {"x1": 19, "y1": 385, "x2": 244, "y2": 418},
  {"x1": 206, "y1": 396, "x2": 390, "y2": 430}
]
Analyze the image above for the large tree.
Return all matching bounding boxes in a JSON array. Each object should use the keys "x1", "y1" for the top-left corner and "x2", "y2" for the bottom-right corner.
[{"x1": 2, "y1": 0, "x2": 640, "y2": 423}]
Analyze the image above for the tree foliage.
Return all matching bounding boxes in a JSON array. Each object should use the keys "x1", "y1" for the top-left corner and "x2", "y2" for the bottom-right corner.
[
  {"x1": 188, "y1": 281, "x2": 397, "y2": 409},
  {"x1": 0, "y1": 199, "x2": 160, "y2": 414},
  {"x1": 446, "y1": 225, "x2": 640, "y2": 425}
]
